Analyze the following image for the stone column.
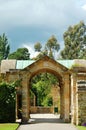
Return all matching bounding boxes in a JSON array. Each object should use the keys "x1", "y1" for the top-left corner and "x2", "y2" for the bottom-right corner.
[
  {"x1": 15, "y1": 94, "x2": 18, "y2": 119},
  {"x1": 60, "y1": 84, "x2": 64, "y2": 119},
  {"x1": 76, "y1": 80, "x2": 86, "y2": 125},
  {"x1": 71, "y1": 73, "x2": 77, "y2": 124},
  {"x1": 34, "y1": 95, "x2": 36, "y2": 106},
  {"x1": 21, "y1": 75, "x2": 29, "y2": 123},
  {"x1": 63, "y1": 73, "x2": 70, "y2": 122}
]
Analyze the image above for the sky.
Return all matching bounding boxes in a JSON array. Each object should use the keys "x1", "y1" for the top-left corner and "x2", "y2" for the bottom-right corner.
[{"x1": 0, "y1": 0, "x2": 86, "y2": 58}]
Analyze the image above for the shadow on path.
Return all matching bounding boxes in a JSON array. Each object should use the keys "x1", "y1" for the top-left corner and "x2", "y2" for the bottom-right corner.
[
  {"x1": 28, "y1": 114, "x2": 64, "y2": 124},
  {"x1": 18, "y1": 114, "x2": 77, "y2": 130}
]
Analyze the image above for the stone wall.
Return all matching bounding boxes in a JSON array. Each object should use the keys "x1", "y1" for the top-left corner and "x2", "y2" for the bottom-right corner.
[
  {"x1": 30, "y1": 106, "x2": 54, "y2": 114},
  {"x1": 49, "y1": 85, "x2": 60, "y2": 112},
  {"x1": 78, "y1": 92, "x2": 86, "y2": 125},
  {"x1": 77, "y1": 81, "x2": 86, "y2": 125}
]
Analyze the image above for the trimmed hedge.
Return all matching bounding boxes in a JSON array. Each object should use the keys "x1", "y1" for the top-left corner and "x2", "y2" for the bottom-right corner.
[{"x1": 0, "y1": 82, "x2": 16, "y2": 122}]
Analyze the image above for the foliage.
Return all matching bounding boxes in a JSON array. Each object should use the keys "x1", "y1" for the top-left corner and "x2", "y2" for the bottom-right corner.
[
  {"x1": 31, "y1": 73, "x2": 59, "y2": 106},
  {"x1": 31, "y1": 79, "x2": 50, "y2": 106},
  {"x1": 34, "y1": 42, "x2": 42, "y2": 52},
  {"x1": 8, "y1": 47, "x2": 30, "y2": 60},
  {"x1": 46, "y1": 35, "x2": 60, "y2": 59},
  {"x1": 61, "y1": 21, "x2": 86, "y2": 59},
  {"x1": 42, "y1": 96, "x2": 53, "y2": 106},
  {"x1": 0, "y1": 81, "x2": 18, "y2": 123},
  {"x1": 0, "y1": 123, "x2": 19, "y2": 130},
  {"x1": 34, "y1": 35, "x2": 60, "y2": 60},
  {"x1": 0, "y1": 33, "x2": 10, "y2": 62}
]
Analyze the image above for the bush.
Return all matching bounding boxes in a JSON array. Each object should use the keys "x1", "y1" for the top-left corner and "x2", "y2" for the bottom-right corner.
[
  {"x1": 42, "y1": 96, "x2": 53, "y2": 106},
  {"x1": 0, "y1": 82, "x2": 16, "y2": 122}
]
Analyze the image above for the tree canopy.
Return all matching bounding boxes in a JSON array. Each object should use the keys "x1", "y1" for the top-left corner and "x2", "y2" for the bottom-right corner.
[
  {"x1": 34, "y1": 42, "x2": 42, "y2": 52},
  {"x1": 31, "y1": 73, "x2": 59, "y2": 106},
  {"x1": 0, "y1": 33, "x2": 10, "y2": 62},
  {"x1": 8, "y1": 48, "x2": 30, "y2": 60},
  {"x1": 34, "y1": 35, "x2": 60, "y2": 60},
  {"x1": 60, "y1": 21, "x2": 86, "y2": 59},
  {"x1": 46, "y1": 35, "x2": 60, "y2": 59}
]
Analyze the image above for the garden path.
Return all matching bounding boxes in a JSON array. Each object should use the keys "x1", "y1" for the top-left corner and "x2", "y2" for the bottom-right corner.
[{"x1": 17, "y1": 114, "x2": 78, "y2": 130}]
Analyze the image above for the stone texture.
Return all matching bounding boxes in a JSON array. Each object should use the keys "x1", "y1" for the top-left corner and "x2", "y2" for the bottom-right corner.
[
  {"x1": 77, "y1": 81, "x2": 86, "y2": 125},
  {"x1": 0, "y1": 56, "x2": 86, "y2": 125},
  {"x1": 1, "y1": 59, "x2": 16, "y2": 73}
]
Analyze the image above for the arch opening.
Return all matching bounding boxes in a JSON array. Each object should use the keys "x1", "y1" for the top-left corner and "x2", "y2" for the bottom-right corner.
[
  {"x1": 30, "y1": 72, "x2": 61, "y2": 114},
  {"x1": 16, "y1": 57, "x2": 71, "y2": 123},
  {"x1": 25, "y1": 67, "x2": 70, "y2": 122}
]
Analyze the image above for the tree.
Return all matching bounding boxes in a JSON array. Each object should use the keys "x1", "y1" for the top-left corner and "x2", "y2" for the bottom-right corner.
[
  {"x1": 31, "y1": 73, "x2": 59, "y2": 106},
  {"x1": 60, "y1": 21, "x2": 86, "y2": 59},
  {"x1": 0, "y1": 33, "x2": 10, "y2": 62},
  {"x1": 34, "y1": 49, "x2": 48, "y2": 60},
  {"x1": 8, "y1": 48, "x2": 30, "y2": 60},
  {"x1": 45, "y1": 35, "x2": 60, "y2": 59},
  {"x1": 34, "y1": 35, "x2": 60, "y2": 60},
  {"x1": 34, "y1": 42, "x2": 42, "y2": 52}
]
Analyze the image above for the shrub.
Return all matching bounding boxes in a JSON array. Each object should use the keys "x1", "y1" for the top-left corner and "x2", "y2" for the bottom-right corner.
[{"x1": 0, "y1": 81, "x2": 16, "y2": 122}]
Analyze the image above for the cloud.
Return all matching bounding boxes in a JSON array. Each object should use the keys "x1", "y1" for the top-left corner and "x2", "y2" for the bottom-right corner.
[
  {"x1": 0, "y1": 0, "x2": 86, "y2": 31},
  {"x1": 82, "y1": 4, "x2": 86, "y2": 10},
  {"x1": 22, "y1": 43, "x2": 39, "y2": 58},
  {"x1": 0, "y1": 0, "x2": 86, "y2": 53}
]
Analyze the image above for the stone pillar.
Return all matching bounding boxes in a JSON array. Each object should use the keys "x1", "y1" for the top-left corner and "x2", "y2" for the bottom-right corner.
[
  {"x1": 63, "y1": 73, "x2": 70, "y2": 122},
  {"x1": 76, "y1": 80, "x2": 86, "y2": 125},
  {"x1": 60, "y1": 84, "x2": 64, "y2": 119},
  {"x1": 34, "y1": 95, "x2": 36, "y2": 106},
  {"x1": 16, "y1": 94, "x2": 18, "y2": 119},
  {"x1": 71, "y1": 73, "x2": 77, "y2": 124},
  {"x1": 21, "y1": 75, "x2": 29, "y2": 123}
]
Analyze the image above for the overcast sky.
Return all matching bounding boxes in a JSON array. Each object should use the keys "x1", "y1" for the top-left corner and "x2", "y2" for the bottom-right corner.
[{"x1": 0, "y1": 0, "x2": 86, "y2": 58}]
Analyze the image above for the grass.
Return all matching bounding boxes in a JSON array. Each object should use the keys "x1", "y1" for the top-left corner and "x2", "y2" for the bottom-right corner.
[
  {"x1": 0, "y1": 123, "x2": 19, "y2": 130},
  {"x1": 77, "y1": 126, "x2": 86, "y2": 130}
]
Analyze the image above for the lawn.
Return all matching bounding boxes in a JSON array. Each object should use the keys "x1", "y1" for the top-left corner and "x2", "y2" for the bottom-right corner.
[
  {"x1": 0, "y1": 123, "x2": 19, "y2": 130},
  {"x1": 77, "y1": 126, "x2": 86, "y2": 130}
]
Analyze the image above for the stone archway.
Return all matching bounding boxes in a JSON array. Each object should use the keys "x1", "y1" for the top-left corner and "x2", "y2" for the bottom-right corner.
[
  {"x1": 19, "y1": 56, "x2": 71, "y2": 123},
  {"x1": 1, "y1": 56, "x2": 86, "y2": 125}
]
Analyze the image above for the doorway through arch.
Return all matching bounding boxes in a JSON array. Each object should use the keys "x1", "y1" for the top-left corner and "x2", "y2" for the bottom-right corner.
[
  {"x1": 1, "y1": 56, "x2": 72, "y2": 123},
  {"x1": 18, "y1": 56, "x2": 71, "y2": 123}
]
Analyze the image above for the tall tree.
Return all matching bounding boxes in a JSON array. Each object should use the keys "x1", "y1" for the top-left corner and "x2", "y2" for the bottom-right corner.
[
  {"x1": 0, "y1": 33, "x2": 10, "y2": 62},
  {"x1": 45, "y1": 35, "x2": 60, "y2": 59},
  {"x1": 34, "y1": 42, "x2": 42, "y2": 52},
  {"x1": 61, "y1": 21, "x2": 86, "y2": 59},
  {"x1": 34, "y1": 42, "x2": 48, "y2": 60},
  {"x1": 34, "y1": 35, "x2": 60, "y2": 60},
  {"x1": 8, "y1": 48, "x2": 30, "y2": 60}
]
